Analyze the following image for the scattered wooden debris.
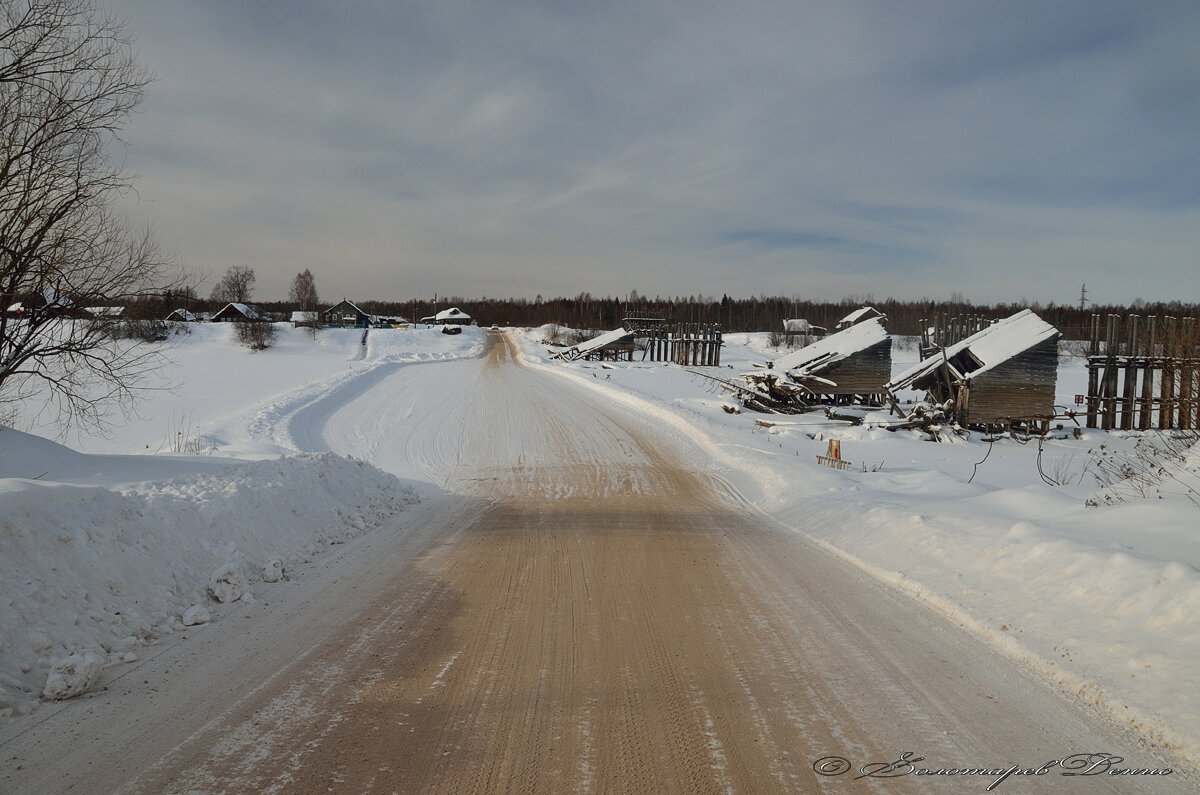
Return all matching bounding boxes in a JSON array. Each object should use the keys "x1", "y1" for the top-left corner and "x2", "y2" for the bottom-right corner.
[
  {"x1": 712, "y1": 312, "x2": 892, "y2": 415},
  {"x1": 823, "y1": 407, "x2": 863, "y2": 426},
  {"x1": 816, "y1": 439, "x2": 854, "y2": 470}
]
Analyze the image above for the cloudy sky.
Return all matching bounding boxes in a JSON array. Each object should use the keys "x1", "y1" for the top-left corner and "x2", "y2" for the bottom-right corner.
[{"x1": 105, "y1": 0, "x2": 1200, "y2": 305}]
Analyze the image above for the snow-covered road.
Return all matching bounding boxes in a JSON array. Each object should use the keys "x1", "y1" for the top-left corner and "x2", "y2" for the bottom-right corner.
[{"x1": 3, "y1": 331, "x2": 1192, "y2": 792}]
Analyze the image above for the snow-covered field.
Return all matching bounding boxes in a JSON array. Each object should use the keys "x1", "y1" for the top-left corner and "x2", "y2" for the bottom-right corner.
[{"x1": 2, "y1": 321, "x2": 1198, "y2": 769}]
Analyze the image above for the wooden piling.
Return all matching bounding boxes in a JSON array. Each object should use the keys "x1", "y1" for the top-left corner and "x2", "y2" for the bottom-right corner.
[
  {"x1": 1086, "y1": 313, "x2": 1101, "y2": 428},
  {"x1": 1121, "y1": 315, "x2": 1138, "y2": 430},
  {"x1": 1139, "y1": 316, "x2": 1156, "y2": 430}
]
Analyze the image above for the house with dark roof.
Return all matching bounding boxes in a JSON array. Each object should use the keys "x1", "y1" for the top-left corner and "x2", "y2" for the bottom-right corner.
[
  {"x1": 212, "y1": 303, "x2": 268, "y2": 322},
  {"x1": 322, "y1": 299, "x2": 369, "y2": 328}
]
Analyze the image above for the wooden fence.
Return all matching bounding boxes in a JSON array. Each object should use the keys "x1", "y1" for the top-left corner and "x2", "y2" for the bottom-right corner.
[{"x1": 1085, "y1": 314, "x2": 1199, "y2": 430}]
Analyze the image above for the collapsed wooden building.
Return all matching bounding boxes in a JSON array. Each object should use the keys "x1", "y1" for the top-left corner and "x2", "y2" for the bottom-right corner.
[
  {"x1": 549, "y1": 327, "x2": 637, "y2": 362},
  {"x1": 886, "y1": 309, "x2": 1061, "y2": 430},
  {"x1": 740, "y1": 316, "x2": 892, "y2": 410}
]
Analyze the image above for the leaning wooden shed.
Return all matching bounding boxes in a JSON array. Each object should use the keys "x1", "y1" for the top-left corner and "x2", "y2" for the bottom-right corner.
[
  {"x1": 759, "y1": 316, "x2": 892, "y2": 403},
  {"x1": 887, "y1": 309, "x2": 1061, "y2": 428},
  {"x1": 551, "y1": 327, "x2": 636, "y2": 362}
]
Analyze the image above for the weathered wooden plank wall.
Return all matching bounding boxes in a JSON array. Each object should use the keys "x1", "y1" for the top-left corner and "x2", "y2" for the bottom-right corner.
[{"x1": 796, "y1": 338, "x2": 892, "y2": 400}]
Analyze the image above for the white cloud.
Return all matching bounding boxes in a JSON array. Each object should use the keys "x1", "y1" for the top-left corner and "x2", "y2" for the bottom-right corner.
[{"x1": 105, "y1": 0, "x2": 1200, "y2": 304}]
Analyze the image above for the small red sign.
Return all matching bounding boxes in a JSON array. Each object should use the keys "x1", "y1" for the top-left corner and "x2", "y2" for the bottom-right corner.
[{"x1": 1074, "y1": 394, "x2": 1085, "y2": 405}]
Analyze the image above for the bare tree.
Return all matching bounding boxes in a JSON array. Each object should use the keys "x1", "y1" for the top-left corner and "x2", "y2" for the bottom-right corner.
[
  {"x1": 1, "y1": 0, "x2": 182, "y2": 431},
  {"x1": 209, "y1": 265, "x2": 256, "y2": 305},
  {"x1": 288, "y1": 269, "x2": 319, "y2": 312}
]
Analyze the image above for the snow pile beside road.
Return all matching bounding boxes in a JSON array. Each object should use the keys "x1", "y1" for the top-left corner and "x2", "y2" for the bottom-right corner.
[{"x1": 0, "y1": 437, "x2": 418, "y2": 716}]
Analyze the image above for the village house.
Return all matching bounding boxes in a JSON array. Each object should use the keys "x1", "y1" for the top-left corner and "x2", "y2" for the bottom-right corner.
[
  {"x1": 781, "y1": 318, "x2": 827, "y2": 347},
  {"x1": 211, "y1": 303, "x2": 268, "y2": 322},
  {"x1": 164, "y1": 308, "x2": 200, "y2": 322},
  {"x1": 421, "y1": 307, "x2": 473, "y2": 326},
  {"x1": 322, "y1": 299, "x2": 370, "y2": 328}
]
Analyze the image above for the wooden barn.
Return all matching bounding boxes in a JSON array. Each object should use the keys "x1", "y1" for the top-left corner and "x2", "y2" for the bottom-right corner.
[
  {"x1": 747, "y1": 317, "x2": 892, "y2": 406},
  {"x1": 886, "y1": 309, "x2": 1061, "y2": 428},
  {"x1": 165, "y1": 308, "x2": 200, "y2": 322}
]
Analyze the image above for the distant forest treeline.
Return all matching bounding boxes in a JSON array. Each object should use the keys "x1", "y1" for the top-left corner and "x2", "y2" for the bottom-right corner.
[{"x1": 136, "y1": 291, "x2": 1198, "y2": 341}]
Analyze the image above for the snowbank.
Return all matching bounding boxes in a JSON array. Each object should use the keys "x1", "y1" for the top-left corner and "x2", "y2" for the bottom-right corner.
[{"x1": 0, "y1": 433, "x2": 418, "y2": 715}]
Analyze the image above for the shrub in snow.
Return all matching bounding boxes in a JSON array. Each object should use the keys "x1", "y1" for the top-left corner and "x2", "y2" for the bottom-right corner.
[
  {"x1": 261, "y1": 557, "x2": 285, "y2": 583},
  {"x1": 182, "y1": 604, "x2": 211, "y2": 626},
  {"x1": 234, "y1": 321, "x2": 277, "y2": 351},
  {"x1": 208, "y1": 563, "x2": 250, "y2": 604},
  {"x1": 42, "y1": 651, "x2": 104, "y2": 700}
]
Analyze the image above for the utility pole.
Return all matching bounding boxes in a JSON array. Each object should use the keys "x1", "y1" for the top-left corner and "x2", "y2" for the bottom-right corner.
[{"x1": 1078, "y1": 283, "x2": 1088, "y2": 312}]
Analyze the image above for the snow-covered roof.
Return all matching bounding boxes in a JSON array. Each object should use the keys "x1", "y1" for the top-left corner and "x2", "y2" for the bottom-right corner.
[
  {"x1": 555, "y1": 327, "x2": 634, "y2": 360},
  {"x1": 84, "y1": 306, "x2": 126, "y2": 319},
  {"x1": 291, "y1": 311, "x2": 318, "y2": 322},
  {"x1": 435, "y1": 307, "x2": 470, "y2": 321},
  {"x1": 326, "y1": 299, "x2": 366, "y2": 315},
  {"x1": 836, "y1": 306, "x2": 884, "y2": 329},
  {"x1": 783, "y1": 318, "x2": 820, "y2": 333},
  {"x1": 166, "y1": 308, "x2": 199, "y2": 322},
  {"x1": 216, "y1": 302, "x2": 266, "y2": 320},
  {"x1": 768, "y1": 317, "x2": 889, "y2": 377},
  {"x1": 888, "y1": 309, "x2": 1060, "y2": 389}
]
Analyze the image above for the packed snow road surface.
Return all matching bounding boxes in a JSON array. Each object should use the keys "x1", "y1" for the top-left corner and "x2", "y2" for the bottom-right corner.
[{"x1": 4, "y1": 333, "x2": 1184, "y2": 793}]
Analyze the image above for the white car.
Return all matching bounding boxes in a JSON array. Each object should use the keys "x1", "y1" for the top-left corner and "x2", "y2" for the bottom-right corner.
[{"x1": 490, "y1": 324, "x2": 500, "y2": 331}]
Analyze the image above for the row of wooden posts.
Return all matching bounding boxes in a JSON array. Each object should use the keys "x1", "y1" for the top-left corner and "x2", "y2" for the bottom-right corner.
[
  {"x1": 918, "y1": 314, "x2": 994, "y2": 359},
  {"x1": 639, "y1": 324, "x2": 723, "y2": 366},
  {"x1": 1086, "y1": 314, "x2": 1198, "y2": 430}
]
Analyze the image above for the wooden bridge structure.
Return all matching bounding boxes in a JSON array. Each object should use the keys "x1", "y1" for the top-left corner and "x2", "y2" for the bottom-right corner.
[{"x1": 624, "y1": 318, "x2": 723, "y2": 366}]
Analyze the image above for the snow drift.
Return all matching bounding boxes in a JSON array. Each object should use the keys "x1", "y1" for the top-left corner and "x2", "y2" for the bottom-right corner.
[{"x1": 0, "y1": 439, "x2": 418, "y2": 713}]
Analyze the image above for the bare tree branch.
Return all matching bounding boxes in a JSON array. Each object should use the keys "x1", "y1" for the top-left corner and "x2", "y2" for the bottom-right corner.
[{"x1": 1, "y1": 0, "x2": 179, "y2": 433}]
